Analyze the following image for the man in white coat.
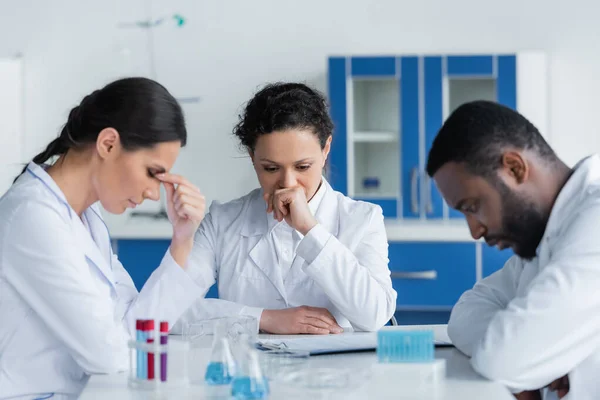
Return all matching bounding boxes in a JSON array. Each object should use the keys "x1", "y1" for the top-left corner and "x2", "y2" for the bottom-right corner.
[{"x1": 426, "y1": 100, "x2": 600, "y2": 400}]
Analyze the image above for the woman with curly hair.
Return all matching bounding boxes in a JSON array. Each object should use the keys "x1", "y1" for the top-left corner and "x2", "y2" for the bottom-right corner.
[{"x1": 179, "y1": 83, "x2": 397, "y2": 334}]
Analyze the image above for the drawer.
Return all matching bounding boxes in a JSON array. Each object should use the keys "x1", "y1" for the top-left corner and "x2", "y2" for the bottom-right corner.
[
  {"x1": 388, "y1": 242, "x2": 476, "y2": 308},
  {"x1": 482, "y1": 244, "x2": 514, "y2": 278}
]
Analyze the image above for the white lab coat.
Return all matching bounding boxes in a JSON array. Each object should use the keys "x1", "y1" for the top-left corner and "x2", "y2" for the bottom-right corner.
[
  {"x1": 0, "y1": 163, "x2": 202, "y2": 399},
  {"x1": 176, "y1": 179, "x2": 397, "y2": 332},
  {"x1": 448, "y1": 155, "x2": 600, "y2": 400}
]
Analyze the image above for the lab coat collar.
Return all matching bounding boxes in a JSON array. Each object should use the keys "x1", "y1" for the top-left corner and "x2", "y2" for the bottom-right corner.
[
  {"x1": 540, "y1": 155, "x2": 600, "y2": 248},
  {"x1": 25, "y1": 162, "x2": 116, "y2": 289},
  {"x1": 25, "y1": 162, "x2": 72, "y2": 218}
]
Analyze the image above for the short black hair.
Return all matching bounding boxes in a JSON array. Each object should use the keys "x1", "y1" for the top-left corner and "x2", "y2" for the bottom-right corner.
[
  {"x1": 426, "y1": 100, "x2": 556, "y2": 178},
  {"x1": 233, "y1": 82, "x2": 334, "y2": 152}
]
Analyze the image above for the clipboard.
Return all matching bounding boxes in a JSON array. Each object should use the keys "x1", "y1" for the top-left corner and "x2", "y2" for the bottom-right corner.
[{"x1": 256, "y1": 332, "x2": 454, "y2": 356}]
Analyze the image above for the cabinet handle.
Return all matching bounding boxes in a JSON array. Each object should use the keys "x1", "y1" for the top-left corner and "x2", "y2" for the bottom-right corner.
[
  {"x1": 391, "y1": 270, "x2": 438, "y2": 280},
  {"x1": 411, "y1": 167, "x2": 419, "y2": 214},
  {"x1": 425, "y1": 174, "x2": 433, "y2": 214}
]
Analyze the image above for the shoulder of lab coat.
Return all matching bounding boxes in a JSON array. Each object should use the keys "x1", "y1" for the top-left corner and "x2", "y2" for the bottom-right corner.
[
  {"x1": 1, "y1": 195, "x2": 131, "y2": 373},
  {"x1": 447, "y1": 255, "x2": 524, "y2": 356},
  {"x1": 296, "y1": 187, "x2": 397, "y2": 331},
  {"x1": 178, "y1": 185, "x2": 397, "y2": 333},
  {"x1": 471, "y1": 157, "x2": 600, "y2": 392},
  {"x1": 173, "y1": 189, "x2": 265, "y2": 333},
  {"x1": 185, "y1": 188, "x2": 259, "y2": 287},
  {"x1": 1, "y1": 185, "x2": 202, "y2": 374}
]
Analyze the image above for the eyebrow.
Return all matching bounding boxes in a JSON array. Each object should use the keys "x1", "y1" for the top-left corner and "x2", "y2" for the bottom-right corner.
[{"x1": 259, "y1": 158, "x2": 314, "y2": 164}]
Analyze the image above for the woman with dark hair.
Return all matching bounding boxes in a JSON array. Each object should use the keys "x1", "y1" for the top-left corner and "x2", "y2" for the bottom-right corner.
[
  {"x1": 177, "y1": 82, "x2": 397, "y2": 335},
  {"x1": 0, "y1": 77, "x2": 206, "y2": 399}
]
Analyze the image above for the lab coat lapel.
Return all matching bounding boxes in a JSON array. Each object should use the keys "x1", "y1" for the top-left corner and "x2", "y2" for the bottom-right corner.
[
  {"x1": 313, "y1": 180, "x2": 340, "y2": 238},
  {"x1": 243, "y1": 191, "x2": 287, "y2": 299},
  {"x1": 287, "y1": 180, "x2": 339, "y2": 281},
  {"x1": 74, "y1": 207, "x2": 116, "y2": 290}
]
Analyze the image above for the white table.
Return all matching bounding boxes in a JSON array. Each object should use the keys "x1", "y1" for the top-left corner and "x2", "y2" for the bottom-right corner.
[{"x1": 80, "y1": 328, "x2": 513, "y2": 400}]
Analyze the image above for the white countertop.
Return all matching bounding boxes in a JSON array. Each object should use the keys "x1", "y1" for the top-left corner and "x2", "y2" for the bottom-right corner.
[
  {"x1": 79, "y1": 326, "x2": 511, "y2": 400},
  {"x1": 104, "y1": 213, "x2": 476, "y2": 243}
]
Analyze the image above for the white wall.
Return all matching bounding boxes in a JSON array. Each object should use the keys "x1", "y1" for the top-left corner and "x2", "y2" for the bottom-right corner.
[
  {"x1": 0, "y1": 58, "x2": 23, "y2": 195},
  {"x1": 1, "y1": 0, "x2": 599, "y2": 209}
]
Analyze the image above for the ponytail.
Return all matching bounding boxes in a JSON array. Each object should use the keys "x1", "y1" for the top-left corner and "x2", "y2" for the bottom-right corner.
[
  {"x1": 12, "y1": 77, "x2": 186, "y2": 184},
  {"x1": 13, "y1": 105, "x2": 81, "y2": 183}
]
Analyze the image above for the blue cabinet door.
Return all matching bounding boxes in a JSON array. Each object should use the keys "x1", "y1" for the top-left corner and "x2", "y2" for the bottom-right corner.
[
  {"x1": 388, "y1": 242, "x2": 476, "y2": 309},
  {"x1": 400, "y1": 57, "x2": 420, "y2": 219},
  {"x1": 424, "y1": 54, "x2": 517, "y2": 220},
  {"x1": 423, "y1": 56, "x2": 444, "y2": 218},
  {"x1": 328, "y1": 57, "x2": 348, "y2": 196},
  {"x1": 481, "y1": 244, "x2": 514, "y2": 278},
  {"x1": 328, "y1": 56, "x2": 404, "y2": 219},
  {"x1": 116, "y1": 239, "x2": 218, "y2": 298}
]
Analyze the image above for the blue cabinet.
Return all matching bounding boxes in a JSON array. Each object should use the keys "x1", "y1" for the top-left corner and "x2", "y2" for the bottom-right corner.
[
  {"x1": 116, "y1": 239, "x2": 218, "y2": 298},
  {"x1": 328, "y1": 54, "x2": 520, "y2": 221},
  {"x1": 424, "y1": 55, "x2": 517, "y2": 219},
  {"x1": 389, "y1": 242, "x2": 476, "y2": 309}
]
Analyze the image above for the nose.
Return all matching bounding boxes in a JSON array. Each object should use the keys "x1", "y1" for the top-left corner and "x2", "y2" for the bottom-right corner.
[
  {"x1": 465, "y1": 214, "x2": 486, "y2": 240},
  {"x1": 144, "y1": 181, "x2": 161, "y2": 202},
  {"x1": 279, "y1": 169, "x2": 298, "y2": 189}
]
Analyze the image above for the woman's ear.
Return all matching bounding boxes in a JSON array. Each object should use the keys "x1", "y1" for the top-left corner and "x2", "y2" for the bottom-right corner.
[{"x1": 96, "y1": 128, "x2": 120, "y2": 159}]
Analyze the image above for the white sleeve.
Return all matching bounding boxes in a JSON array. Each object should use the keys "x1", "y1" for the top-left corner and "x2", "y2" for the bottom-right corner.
[
  {"x1": 471, "y1": 207, "x2": 600, "y2": 392},
  {"x1": 171, "y1": 207, "x2": 263, "y2": 334},
  {"x1": 111, "y1": 248, "x2": 205, "y2": 337},
  {"x1": 2, "y1": 202, "x2": 201, "y2": 374},
  {"x1": 447, "y1": 255, "x2": 523, "y2": 356},
  {"x1": 296, "y1": 206, "x2": 397, "y2": 331}
]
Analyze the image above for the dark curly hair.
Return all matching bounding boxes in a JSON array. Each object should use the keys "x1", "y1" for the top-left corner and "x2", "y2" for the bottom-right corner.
[{"x1": 233, "y1": 82, "x2": 334, "y2": 152}]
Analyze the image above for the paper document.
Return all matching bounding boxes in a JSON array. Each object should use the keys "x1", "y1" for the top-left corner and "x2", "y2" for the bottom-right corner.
[
  {"x1": 257, "y1": 325, "x2": 453, "y2": 355},
  {"x1": 258, "y1": 332, "x2": 377, "y2": 355}
]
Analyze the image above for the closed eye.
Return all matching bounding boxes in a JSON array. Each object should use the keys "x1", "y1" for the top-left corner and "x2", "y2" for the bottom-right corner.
[
  {"x1": 462, "y1": 203, "x2": 479, "y2": 214},
  {"x1": 147, "y1": 168, "x2": 162, "y2": 178}
]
